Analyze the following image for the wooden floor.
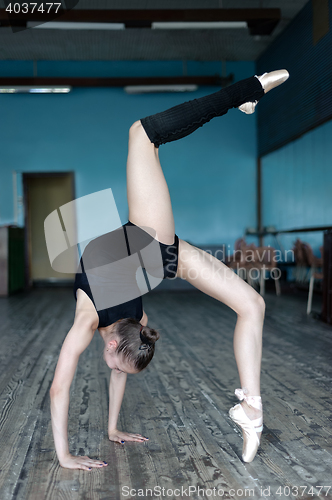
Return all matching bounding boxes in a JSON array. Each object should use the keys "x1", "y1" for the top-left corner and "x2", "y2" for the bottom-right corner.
[{"x1": 0, "y1": 287, "x2": 331, "y2": 500}]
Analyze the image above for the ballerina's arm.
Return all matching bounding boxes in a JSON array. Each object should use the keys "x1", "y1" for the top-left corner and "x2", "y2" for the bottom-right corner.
[{"x1": 49, "y1": 294, "x2": 105, "y2": 471}]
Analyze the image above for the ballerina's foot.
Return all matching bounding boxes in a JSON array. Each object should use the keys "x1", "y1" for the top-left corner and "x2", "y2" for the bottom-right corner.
[
  {"x1": 238, "y1": 69, "x2": 289, "y2": 114},
  {"x1": 229, "y1": 390, "x2": 263, "y2": 463},
  {"x1": 257, "y1": 69, "x2": 289, "y2": 93}
]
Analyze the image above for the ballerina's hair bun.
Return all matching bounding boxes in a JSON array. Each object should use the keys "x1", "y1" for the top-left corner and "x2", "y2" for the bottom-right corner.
[
  {"x1": 114, "y1": 318, "x2": 160, "y2": 371},
  {"x1": 139, "y1": 324, "x2": 160, "y2": 350}
]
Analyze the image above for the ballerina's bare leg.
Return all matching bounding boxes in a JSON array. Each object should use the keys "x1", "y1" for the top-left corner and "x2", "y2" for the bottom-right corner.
[
  {"x1": 127, "y1": 121, "x2": 175, "y2": 245},
  {"x1": 176, "y1": 240, "x2": 265, "y2": 430}
]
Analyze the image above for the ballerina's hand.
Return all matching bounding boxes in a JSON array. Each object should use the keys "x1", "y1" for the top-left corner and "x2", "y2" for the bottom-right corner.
[
  {"x1": 59, "y1": 454, "x2": 108, "y2": 471},
  {"x1": 108, "y1": 429, "x2": 148, "y2": 444}
]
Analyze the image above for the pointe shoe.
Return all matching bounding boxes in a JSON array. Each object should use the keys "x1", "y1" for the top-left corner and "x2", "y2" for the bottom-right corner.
[
  {"x1": 238, "y1": 69, "x2": 289, "y2": 114},
  {"x1": 257, "y1": 69, "x2": 289, "y2": 93},
  {"x1": 229, "y1": 388, "x2": 263, "y2": 463}
]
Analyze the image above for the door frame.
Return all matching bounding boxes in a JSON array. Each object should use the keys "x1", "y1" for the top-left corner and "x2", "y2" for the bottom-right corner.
[{"x1": 22, "y1": 172, "x2": 75, "y2": 288}]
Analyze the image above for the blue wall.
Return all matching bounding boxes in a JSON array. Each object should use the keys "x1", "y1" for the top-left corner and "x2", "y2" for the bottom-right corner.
[
  {"x1": 256, "y1": 0, "x2": 332, "y2": 258},
  {"x1": 261, "y1": 118, "x2": 332, "y2": 256},
  {"x1": 0, "y1": 60, "x2": 257, "y2": 249}
]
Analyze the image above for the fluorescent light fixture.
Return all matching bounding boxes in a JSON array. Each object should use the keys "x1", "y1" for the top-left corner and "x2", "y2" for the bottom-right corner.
[
  {"x1": 125, "y1": 85, "x2": 198, "y2": 94},
  {"x1": 26, "y1": 20, "x2": 246, "y2": 31},
  {"x1": 27, "y1": 21, "x2": 125, "y2": 30},
  {"x1": 0, "y1": 86, "x2": 71, "y2": 93},
  {"x1": 152, "y1": 21, "x2": 248, "y2": 29}
]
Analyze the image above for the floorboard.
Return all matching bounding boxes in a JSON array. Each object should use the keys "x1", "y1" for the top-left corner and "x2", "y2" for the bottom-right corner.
[{"x1": 0, "y1": 288, "x2": 331, "y2": 500}]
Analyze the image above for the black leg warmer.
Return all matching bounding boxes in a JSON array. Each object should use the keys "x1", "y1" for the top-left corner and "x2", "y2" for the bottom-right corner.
[{"x1": 140, "y1": 76, "x2": 265, "y2": 147}]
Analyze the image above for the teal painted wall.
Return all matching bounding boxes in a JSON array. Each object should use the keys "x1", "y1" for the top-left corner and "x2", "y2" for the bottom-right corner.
[
  {"x1": 256, "y1": 0, "x2": 332, "y2": 258},
  {"x1": 0, "y1": 60, "x2": 257, "y2": 249},
  {"x1": 261, "y1": 118, "x2": 332, "y2": 256}
]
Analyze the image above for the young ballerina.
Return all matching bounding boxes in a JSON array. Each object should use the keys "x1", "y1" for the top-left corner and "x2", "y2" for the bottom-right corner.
[{"x1": 50, "y1": 69, "x2": 289, "y2": 471}]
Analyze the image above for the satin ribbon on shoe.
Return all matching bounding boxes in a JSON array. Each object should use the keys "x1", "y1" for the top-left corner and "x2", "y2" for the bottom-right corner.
[
  {"x1": 234, "y1": 388, "x2": 263, "y2": 411},
  {"x1": 229, "y1": 388, "x2": 263, "y2": 463},
  {"x1": 238, "y1": 101, "x2": 258, "y2": 114}
]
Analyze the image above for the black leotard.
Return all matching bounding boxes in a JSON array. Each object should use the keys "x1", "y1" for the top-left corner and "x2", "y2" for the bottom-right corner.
[{"x1": 73, "y1": 221, "x2": 179, "y2": 328}]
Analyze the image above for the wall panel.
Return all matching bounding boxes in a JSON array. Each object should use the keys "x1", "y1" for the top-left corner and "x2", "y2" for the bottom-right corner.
[
  {"x1": 257, "y1": 0, "x2": 332, "y2": 156},
  {"x1": 262, "y1": 119, "x2": 332, "y2": 255}
]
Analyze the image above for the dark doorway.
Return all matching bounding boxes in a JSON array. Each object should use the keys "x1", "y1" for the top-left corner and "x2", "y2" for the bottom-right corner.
[{"x1": 23, "y1": 172, "x2": 75, "y2": 287}]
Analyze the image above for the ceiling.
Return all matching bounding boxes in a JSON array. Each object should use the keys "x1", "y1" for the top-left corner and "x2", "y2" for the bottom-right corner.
[{"x1": 0, "y1": 0, "x2": 309, "y2": 61}]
